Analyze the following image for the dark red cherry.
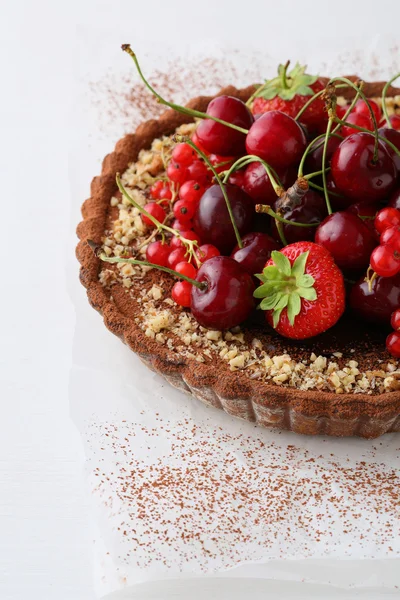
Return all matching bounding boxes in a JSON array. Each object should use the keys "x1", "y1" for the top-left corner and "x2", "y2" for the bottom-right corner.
[
  {"x1": 193, "y1": 184, "x2": 254, "y2": 255},
  {"x1": 315, "y1": 211, "x2": 377, "y2": 270},
  {"x1": 388, "y1": 188, "x2": 400, "y2": 210},
  {"x1": 230, "y1": 232, "x2": 280, "y2": 275},
  {"x1": 341, "y1": 112, "x2": 373, "y2": 137},
  {"x1": 195, "y1": 96, "x2": 254, "y2": 156},
  {"x1": 245, "y1": 110, "x2": 307, "y2": 169},
  {"x1": 242, "y1": 161, "x2": 280, "y2": 205},
  {"x1": 305, "y1": 135, "x2": 342, "y2": 173},
  {"x1": 272, "y1": 190, "x2": 327, "y2": 244},
  {"x1": 350, "y1": 271, "x2": 400, "y2": 325},
  {"x1": 347, "y1": 201, "x2": 380, "y2": 240},
  {"x1": 191, "y1": 256, "x2": 255, "y2": 329},
  {"x1": 378, "y1": 127, "x2": 400, "y2": 173},
  {"x1": 331, "y1": 132, "x2": 397, "y2": 203}
]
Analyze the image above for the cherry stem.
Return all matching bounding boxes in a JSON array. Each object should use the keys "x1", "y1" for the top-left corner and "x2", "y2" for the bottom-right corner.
[
  {"x1": 88, "y1": 241, "x2": 206, "y2": 290},
  {"x1": 382, "y1": 72, "x2": 400, "y2": 128},
  {"x1": 116, "y1": 173, "x2": 200, "y2": 262},
  {"x1": 281, "y1": 60, "x2": 291, "y2": 90},
  {"x1": 175, "y1": 135, "x2": 244, "y2": 248},
  {"x1": 121, "y1": 44, "x2": 249, "y2": 135},
  {"x1": 333, "y1": 118, "x2": 400, "y2": 157},
  {"x1": 294, "y1": 83, "x2": 349, "y2": 122},
  {"x1": 275, "y1": 177, "x2": 309, "y2": 211},
  {"x1": 222, "y1": 154, "x2": 283, "y2": 195},
  {"x1": 329, "y1": 77, "x2": 379, "y2": 162},
  {"x1": 297, "y1": 133, "x2": 343, "y2": 177},
  {"x1": 255, "y1": 204, "x2": 319, "y2": 227},
  {"x1": 308, "y1": 179, "x2": 344, "y2": 199},
  {"x1": 322, "y1": 116, "x2": 334, "y2": 215}
]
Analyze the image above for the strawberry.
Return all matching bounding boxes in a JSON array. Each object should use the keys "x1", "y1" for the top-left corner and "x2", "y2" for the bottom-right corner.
[
  {"x1": 252, "y1": 62, "x2": 327, "y2": 132},
  {"x1": 254, "y1": 242, "x2": 345, "y2": 339}
]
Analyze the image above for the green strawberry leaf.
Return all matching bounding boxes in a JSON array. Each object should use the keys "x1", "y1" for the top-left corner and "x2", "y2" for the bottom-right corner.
[
  {"x1": 260, "y1": 294, "x2": 280, "y2": 311},
  {"x1": 287, "y1": 292, "x2": 301, "y2": 326},
  {"x1": 255, "y1": 62, "x2": 319, "y2": 102},
  {"x1": 298, "y1": 287, "x2": 317, "y2": 301},
  {"x1": 271, "y1": 250, "x2": 291, "y2": 276}
]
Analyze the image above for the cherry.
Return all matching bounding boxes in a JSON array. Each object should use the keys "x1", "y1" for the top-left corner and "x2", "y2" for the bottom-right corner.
[
  {"x1": 195, "y1": 96, "x2": 254, "y2": 155},
  {"x1": 142, "y1": 202, "x2": 166, "y2": 227},
  {"x1": 173, "y1": 199, "x2": 196, "y2": 223},
  {"x1": 375, "y1": 207, "x2": 400, "y2": 234},
  {"x1": 272, "y1": 190, "x2": 327, "y2": 244},
  {"x1": 305, "y1": 135, "x2": 342, "y2": 173},
  {"x1": 386, "y1": 331, "x2": 400, "y2": 358},
  {"x1": 331, "y1": 133, "x2": 397, "y2": 203},
  {"x1": 208, "y1": 153, "x2": 236, "y2": 174},
  {"x1": 391, "y1": 308, "x2": 400, "y2": 330},
  {"x1": 186, "y1": 160, "x2": 211, "y2": 185},
  {"x1": 347, "y1": 201, "x2": 379, "y2": 239},
  {"x1": 378, "y1": 127, "x2": 400, "y2": 172},
  {"x1": 315, "y1": 211, "x2": 377, "y2": 270},
  {"x1": 172, "y1": 143, "x2": 196, "y2": 165},
  {"x1": 228, "y1": 169, "x2": 246, "y2": 188},
  {"x1": 381, "y1": 226, "x2": 400, "y2": 251},
  {"x1": 242, "y1": 161, "x2": 280, "y2": 205},
  {"x1": 388, "y1": 188, "x2": 400, "y2": 210},
  {"x1": 193, "y1": 184, "x2": 254, "y2": 254},
  {"x1": 191, "y1": 256, "x2": 255, "y2": 329},
  {"x1": 146, "y1": 240, "x2": 171, "y2": 267},
  {"x1": 167, "y1": 247, "x2": 189, "y2": 269},
  {"x1": 341, "y1": 111, "x2": 373, "y2": 137},
  {"x1": 150, "y1": 180, "x2": 164, "y2": 199},
  {"x1": 370, "y1": 245, "x2": 400, "y2": 277},
  {"x1": 175, "y1": 261, "x2": 197, "y2": 279},
  {"x1": 350, "y1": 271, "x2": 400, "y2": 324},
  {"x1": 231, "y1": 232, "x2": 280, "y2": 275},
  {"x1": 196, "y1": 243, "x2": 220, "y2": 263},
  {"x1": 390, "y1": 114, "x2": 400, "y2": 130},
  {"x1": 191, "y1": 131, "x2": 210, "y2": 154},
  {"x1": 354, "y1": 98, "x2": 381, "y2": 123},
  {"x1": 336, "y1": 104, "x2": 349, "y2": 119},
  {"x1": 167, "y1": 161, "x2": 189, "y2": 185},
  {"x1": 172, "y1": 281, "x2": 192, "y2": 307},
  {"x1": 179, "y1": 180, "x2": 205, "y2": 204},
  {"x1": 245, "y1": 111, "x2": 307, "y2": 169}
]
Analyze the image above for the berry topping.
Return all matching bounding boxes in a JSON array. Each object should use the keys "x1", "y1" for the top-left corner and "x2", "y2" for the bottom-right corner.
[
  {"x1": 375, "y1": 207, "x2": 400, "y2": 234},
  {"x1": 191, "y1": 256, "x2": 255, "y2": 329},
  {"x1": 350, "y1": 271, "x2": 400, "y2": 324},
  {"x1": 171, "y1": 280, "x2": 192, "y2": 307},
  {"x1": 231, "y1": 232, "x2": 280, "y2": 275},
  {"x1": 254, "y1": 242, "x2": 345, "y2": 339},
  {"x1": 142, "y1": 202, "x2": 166, "y2": 227},
  {"x1": 146, "y1": 241, "x2": 171, "y2": 267},
  {"x1": 391, "y1": 308, "x2": 400, "y2": 330},
  {"x1": 386, "y1": 331, "x2": 400, "y2": 358}
]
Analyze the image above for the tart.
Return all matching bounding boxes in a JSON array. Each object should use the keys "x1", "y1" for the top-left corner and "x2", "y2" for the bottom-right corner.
[{"x1": 77, "y1": 59, "x2": 400, "y2": 438}]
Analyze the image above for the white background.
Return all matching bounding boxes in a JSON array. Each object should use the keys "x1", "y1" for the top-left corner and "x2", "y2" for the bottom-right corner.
[{"x1": 1, "y1": 1, "x2": 400, "y2": 599}]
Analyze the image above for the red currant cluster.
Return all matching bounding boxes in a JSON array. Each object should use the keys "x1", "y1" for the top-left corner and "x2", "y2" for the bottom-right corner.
[
  {"x1": 371, "y1": 207, "x2": 400, "y2": 277},
  {"x1": 387, "y1": 309, "x2": 400, "y2": 358}
]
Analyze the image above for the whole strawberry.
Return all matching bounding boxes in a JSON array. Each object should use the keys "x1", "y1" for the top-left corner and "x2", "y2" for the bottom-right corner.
[
  {"x1": 254, "y1": 242, "x2": 345, "y2": 339},
  {"x1": 252, "y1": 62, "x2": 327, "y2": 132}
]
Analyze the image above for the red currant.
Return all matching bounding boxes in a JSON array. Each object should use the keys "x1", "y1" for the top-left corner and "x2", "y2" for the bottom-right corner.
[
  {"x1": 354, "y1": 98, "x2": 381, "y2": 123},
  {"x1": 173, "y1": 199, "x2": 196, "y2": 223},
  {"x1": 167, "y1": 161, "x2": 189, "y2": 185},
  {"x1": 208, "y1": 153, "x2": 236, "y2": 174},
  {"x1": 341, "y1": 112, "x2": 373, "y2": 137},
  {"x1": 370, "y1": 245, "x2": 400, "y2": 278},
  {"x1": 150, "y1": 180, "x2": 164, "y2": 199},
  {"x1": 390, "y1": 115, "x2": 400, "y2": 131},
  {"x1": 186, "y1": 160, "x2": 211, "y2": 186},
  {"x1": 170, "y1": 230, "x2": 201, "y2": 250},
  {"x1": 391, "y1": 308, "x2": 400, "y2": 331},
  {"x1": 375, "y1": 207, "x2": 400, "y2": 234},
  {"x1": 146, "y1": 240, "x2": 171, "y2": 267},
  {"x1": 142, "y1": 203, "x2": 166, "y2": 227},
  {"x1": 191, "y1": 131, "x2": 210, "y2": 154},
  {"x1": 167, "y1": 247, "x2": 188, "y2": 268},
  {"x1": 172, "y1": 143, "x2": 196, "y2": 165},
  {"x1": 381, "y1": 226, "x2": 400, "y2": 251},
  {"x1": 196, "y1": 244, "x2": 220, "y2": 263},
  {"x1": 159, "y1": 184, "x2": 172, "y2": 200},
  {"x1": 179, "y1": 180, "x2": 205, "y2": 204},
  {"x1": 175, "y1": 261, "x2": 197, "y2": 279},
  {"x1": 172, "y1": 219, "x2": 192, "y2": 232},
  {"x1": 386, "y1": 331, "x2": 400, "y2": 358},
  {"x1": 171, "y1": 281, "x2": 192, "y2": 307}
]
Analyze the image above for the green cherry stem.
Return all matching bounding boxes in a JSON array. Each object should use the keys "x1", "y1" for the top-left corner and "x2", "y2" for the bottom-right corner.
[
  {"x1": 175, "y1": 135, "x2": 244, "y2": 248},
  {"x1": 382, "y1": 72, "x2": 400, "y2": 128},
  {"x1": 322, "y1": 115, "x2": 334, "y2": 215},
  {"x1": 297, "y1": 133, "x2": 343, "y2": 177},
  {"x1": 88, "y1": 241, "x2": 206, "y2": 290},
  {"x1": 122, "y1": 44, "x2": 249, "y2": 135},
  {"x1": 222, "y1": 154, "x2": 283, "y2": 195},
  {"x1": 255, "y1": 204, "x2": 319, "y2": 227},
  {"x1": 308, "y1": 179, "x2": 345, "y2": 199},
  {"x1": 333, "y1": 118, "x2": 400, "y2": 157},
  {"x1": 329, "y1": 77, "x2": 379, "y2": 161},
  {"x1": 294, "y1": 83, "x2": 349, "y2": 122}
]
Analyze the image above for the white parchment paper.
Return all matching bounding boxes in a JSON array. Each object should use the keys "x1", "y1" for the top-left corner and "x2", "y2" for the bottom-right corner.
[{"x1": 68, "y1": 28, "x2": 400, "y2": 598}]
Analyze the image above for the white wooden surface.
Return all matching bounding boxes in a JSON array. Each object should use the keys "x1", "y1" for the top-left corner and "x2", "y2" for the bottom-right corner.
[{"x1": 1, "y1": 1, "x2": 399, "y2": 598}]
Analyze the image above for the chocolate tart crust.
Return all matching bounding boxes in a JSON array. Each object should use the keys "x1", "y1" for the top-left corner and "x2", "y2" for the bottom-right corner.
[{"x1": 76, "y1": 80, "x2": 400, "y2": 438}]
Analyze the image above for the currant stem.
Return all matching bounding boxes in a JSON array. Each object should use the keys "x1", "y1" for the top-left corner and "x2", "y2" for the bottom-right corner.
[
  {"x1": 322, "y1": 116, "x2": 334, "y2": 215},
  {"x1": 255, "y1": 204, "x2": 319, "y2": 227},
  {"x1": 122, "y1": 44, "x2": 248, "y2": 135},
  {"x1": 90, "y1": 245, "x2": 206, "y2": 290},
  {"x1": 329, "y1": 77, "x2": 379, "y2": 162},
  {"x1": 382, "y1": 72, "x2": 400, "y2": 128},
  {"x1": 175, "y1": 135, "x2": 244, "y2": 249}
]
